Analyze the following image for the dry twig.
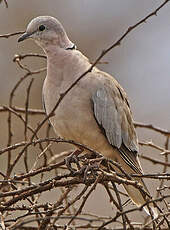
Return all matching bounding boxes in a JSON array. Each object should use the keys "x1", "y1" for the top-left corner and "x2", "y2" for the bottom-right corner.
[{"x1": 0, "y1": 1, "x2": 170, "y2": 229}]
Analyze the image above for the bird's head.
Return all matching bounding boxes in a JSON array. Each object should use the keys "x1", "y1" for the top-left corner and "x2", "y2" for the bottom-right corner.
[{"x1": 18, "y1": 16, "x2": 73, "y2": 50}]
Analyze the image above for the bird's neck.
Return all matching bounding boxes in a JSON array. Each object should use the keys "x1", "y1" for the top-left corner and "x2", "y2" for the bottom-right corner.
[
  {"x1": 45, "y1": 45, "x2": 72, "y2": 67},
  {"x1": 44, "y1": 45, "x2": 91, "y2": 91},
  {"x1": 44, "y1": 46, "x2": 78, "y2": 88}
]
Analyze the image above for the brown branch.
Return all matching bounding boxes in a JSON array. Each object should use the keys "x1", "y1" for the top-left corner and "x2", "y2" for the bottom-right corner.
[
  {"x1": 98, "y1": 195, "x2": 170, "y2": 229},
  {"x1": 0, "y1": 169, "x2": 153, "y2": 211},
  {"x1": 0, "y1": 2, "x2": 170, "y2": 228},
  {"x1": 14, "y1": 55, "x2": 46, "y2": 74},
  {"x1": 111, "y1": 181, "x2": 128, "y2": 230},
  {"x1": 139, "y1": 141, "x2": 170, "y2": 154},
  {"x1": 56, "y1": 185, "x2": 89, "y2": 221},
  {"x1": 24, "y1": 79, "x2": 34, "y2": 186},
  {"x1": 0, "y1": 137, "x2": 101, "y2": 156},
  {"x1": 0, "y1": 106, "x2": 45, "y2": 115},
  {"x1": 130, "y1": 173, "x2": 170, "y2": 179},
  {"x1": 156, "y1": 136, "x2": 169, "y2": 211},
  {"x1": 135, "y1": 121, "x2": 170, "y2": 136},
  {"x1": 0, "y1": 31, "x2": 24, "y2": 38},
  {"x1": 140, "y1": 155, "x2": 170, "y2": 167},
  {"x1": 13, "y1": 53, "x2": 46, "y2": 60},
  {"x1": 2, "y1": 105, "x2": 45, "y2": 158},
  {"x1": 67, "y1": 174, "x2": 102, "y2": 226},
  {"x1": 38, "y1": 187, "x2": 72, "y2": 230}
]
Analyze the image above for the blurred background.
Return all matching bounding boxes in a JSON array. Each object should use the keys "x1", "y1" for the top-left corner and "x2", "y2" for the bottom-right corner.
[{"x1": 0, "y1": 0, "x2": 169, "y2": 224}]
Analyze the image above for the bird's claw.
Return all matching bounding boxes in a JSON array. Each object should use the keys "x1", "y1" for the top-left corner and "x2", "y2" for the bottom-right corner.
[
  {"x1": 83, "y1": 163, "x2": 98, "y2": 183},
  {"x1": 80, "y1": 159, "x2": 101, "y2": 184},
  {"x1": 65, "y1": 150, "x2": 101, "y2": 184},
  {"x1": 65, "y1": 149, "x2": 82, "y2": 174}
]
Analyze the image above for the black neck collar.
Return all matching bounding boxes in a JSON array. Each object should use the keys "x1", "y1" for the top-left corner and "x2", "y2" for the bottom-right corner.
[{"x1": 65, "y1": 44, "x2": 77, "y2": 50}]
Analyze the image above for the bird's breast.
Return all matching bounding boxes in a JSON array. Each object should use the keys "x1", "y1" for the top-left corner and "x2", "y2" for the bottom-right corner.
[{"x1": 42, "y1": 79, "x2": 115, "y2": 158}]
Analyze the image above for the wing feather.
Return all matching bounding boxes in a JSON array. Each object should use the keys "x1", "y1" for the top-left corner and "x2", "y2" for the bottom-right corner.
[{"x1": 92, "y1": 83, "x2": 141, "y2": 173}]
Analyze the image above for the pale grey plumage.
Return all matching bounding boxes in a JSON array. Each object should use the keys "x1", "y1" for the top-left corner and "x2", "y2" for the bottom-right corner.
[
  {"x1": 18, "y1": 16, "x2": 158, "y2": 218},
  {"x1": 92, "y1": 86, "x2": 138, "y2": 152},
  {"x1": 93, "y1": 87, "x2": 122, "y2": 148}
]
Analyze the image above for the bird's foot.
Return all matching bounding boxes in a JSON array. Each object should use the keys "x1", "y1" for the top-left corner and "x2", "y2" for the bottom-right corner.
[
  {"x1": 81, "y1": 157, "x2": 103, "y2": 184},
  {"x1": 65, "y1": 149, "x2": 83, "y2": 174}
]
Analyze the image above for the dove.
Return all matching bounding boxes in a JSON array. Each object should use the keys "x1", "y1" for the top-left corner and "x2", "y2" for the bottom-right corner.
[{"x1": 18, "y1": 16, "x2": 158, "y2": 218}]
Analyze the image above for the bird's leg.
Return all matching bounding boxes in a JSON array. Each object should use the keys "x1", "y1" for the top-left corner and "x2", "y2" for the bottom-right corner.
[{"x1": 65, "y1": 148, "x2": 83, "y2": 174}]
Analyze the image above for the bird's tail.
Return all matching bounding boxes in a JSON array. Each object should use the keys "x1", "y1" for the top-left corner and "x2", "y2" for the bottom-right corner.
[
  {"x1": 123, "y1": 183, "x2": 158, "y2": 218},
  {"x1": 110, "y1": 149, "x2": 158, "y2": 218}
]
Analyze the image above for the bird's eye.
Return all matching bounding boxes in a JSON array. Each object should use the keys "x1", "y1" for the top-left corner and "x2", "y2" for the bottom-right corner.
[{"x1": 39, "y1": 25, "x2": 46, "y2": 31}]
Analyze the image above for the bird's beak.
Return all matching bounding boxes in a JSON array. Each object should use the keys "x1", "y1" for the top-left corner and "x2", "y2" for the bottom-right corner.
[
  {"x1": 18, "y1": 31, "x2": 35, "y2": 42},
  {"x1": 18, "y1": 32, "x2": 30, "y2": 42}
]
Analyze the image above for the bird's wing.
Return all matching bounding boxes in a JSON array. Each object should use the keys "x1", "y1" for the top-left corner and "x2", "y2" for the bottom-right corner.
[{"x1": 92, "y1": 79, "x2": 142, "y2": 174}]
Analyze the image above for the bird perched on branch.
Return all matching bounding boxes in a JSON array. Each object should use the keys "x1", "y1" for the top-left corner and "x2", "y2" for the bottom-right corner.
[{"x1": 18, "y1": 16, "x2": 157, "y2": 218}]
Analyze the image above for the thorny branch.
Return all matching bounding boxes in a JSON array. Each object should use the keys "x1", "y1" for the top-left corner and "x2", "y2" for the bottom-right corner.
[
  {"x1": 0, "y1": 31, "x2": 24, "y2": 38},
  {"x1": 0, "y1": 1, "x2": 170, "y2": 229}
]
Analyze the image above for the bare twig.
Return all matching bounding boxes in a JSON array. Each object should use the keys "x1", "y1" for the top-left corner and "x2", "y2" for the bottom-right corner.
[
  {"x1": 0, "y1": 31, "x2": 24, "y2": 38},
  {"x1": 0, "y1": 106, "x2": 45, "y2": 115},
  {"x1": 0, "y1": 1, "x2": 170, "y2": 229},
  {"x1": 135, "y1": 122, "x2": 170, "y2": 136},
  {"x1": 140, "y1": 155, "x2": 170, "y2": 167}
]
